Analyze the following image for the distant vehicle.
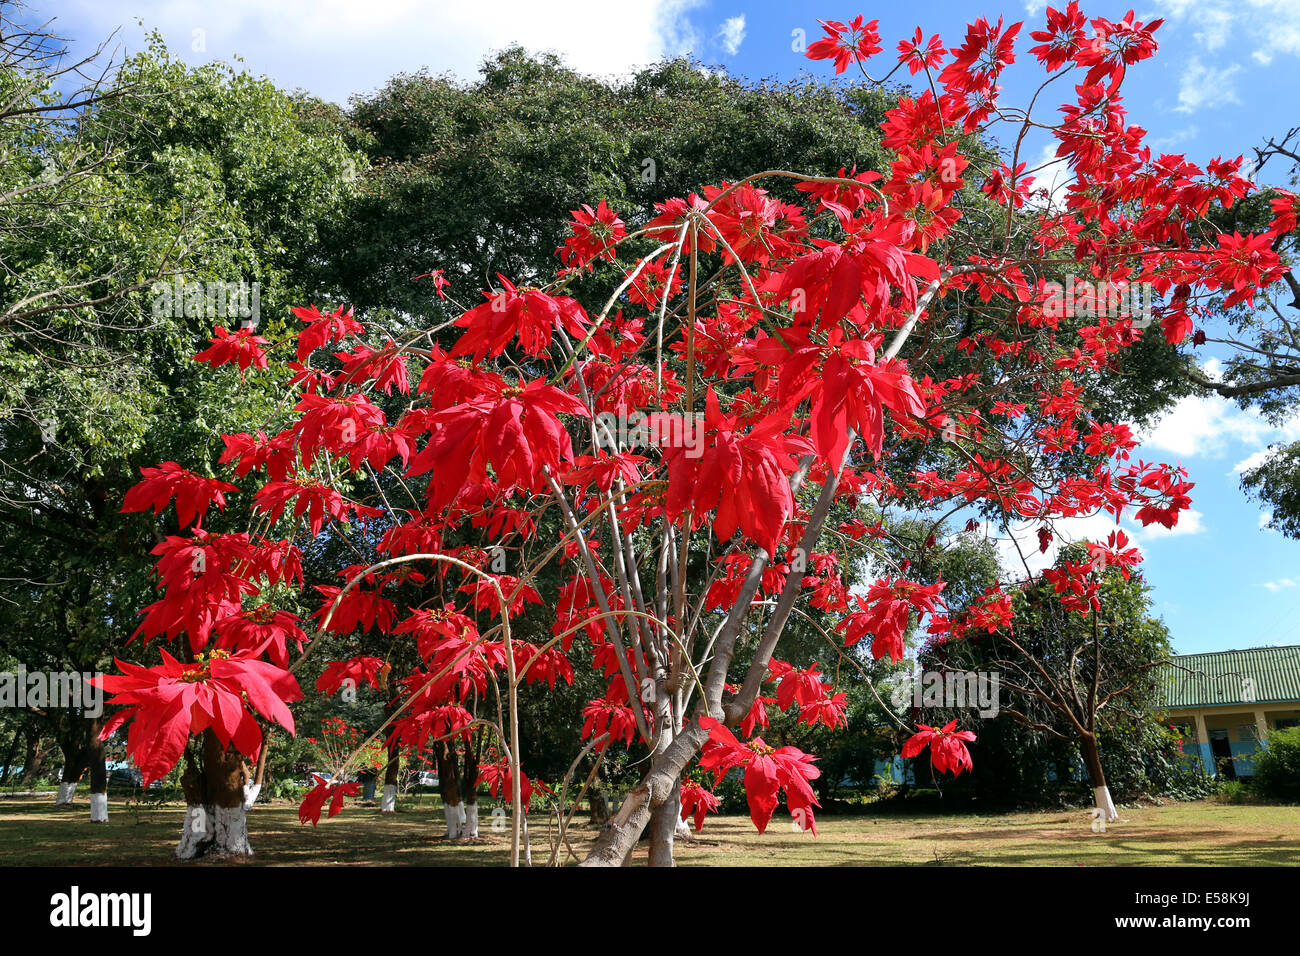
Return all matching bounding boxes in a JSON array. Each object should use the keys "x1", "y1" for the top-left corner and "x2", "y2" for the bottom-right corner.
[
  {"x1": 414, "y1": 771, "x2": 439, "y2": 787},
  {"x1": 109, "y1": 767, "x2": 142, "y2": 787}
]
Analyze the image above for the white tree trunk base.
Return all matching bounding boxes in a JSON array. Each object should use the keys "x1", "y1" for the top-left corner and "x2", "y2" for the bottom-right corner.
[
  {"x1": 381, "y1": 784, "x2": 397, "y2": 813},
  {"x1": 176, "y1": 805, "x2": 212, "y2": 859},
  {"x1": 1094, "y1": 785, "x2": 1118, "y2": 822},
  {"x1": 176, "y1": 804, "x2": 252, "y2": 859},
  {"x1": 242, "y1": 783, "x2": 261, "y2": 811},
  {"x1": 463, "y1": 803, "x2": 479, "y2": 838},
  {"x1": 55, "y1": 782, "x2": 77, "y2": 805},
  {"x1": 89, "y1": 792, "x2": 108, "y2": 823},
  {"x1": 675, "y1": 817, "x2": 693, "y2": 841},
  {"x1": 444, "y1": 802, "x2": 465, "y2": 839}
]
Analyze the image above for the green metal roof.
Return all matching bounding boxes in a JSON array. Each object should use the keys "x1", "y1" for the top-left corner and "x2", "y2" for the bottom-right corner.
[{"x1": 1162, "y1": 645, "x2": 1300, "y2": 709}]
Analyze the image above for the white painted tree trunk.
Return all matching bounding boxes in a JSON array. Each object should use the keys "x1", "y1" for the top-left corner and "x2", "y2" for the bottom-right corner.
[
  {"x1": 241, "y1": 783, "x2": 261, "y2": 811},
  {"x1": 89, "y1": 792, "x2": 108, "y2": 823},
  {"x1": 211, "y1": 805, "x2": 252, "y2": 856},
  {"x1": 176, "y1": 804, "x2": 253, "y2": 859},
  {"x1": 675, "y1": 817, "x2": 693, "y2": 841},
  {"x1": 381, "y1": 784, "x2": 397, "y2": 812},
  {"x1": 443, "y1": 801, "x2": 465, "y2": 839},
  {"x1": 1094, "y1": 785, "x2": 1118, "y2": 822},
  {"x1": 463, "y1": 803, "x2": 479, "y2": 838},
  {"x1": 176, "y1": 805, "x2": 212, "y2": 860},
  {"x1": 55, "y1": 781, "x2": 77, "y2": 805}
]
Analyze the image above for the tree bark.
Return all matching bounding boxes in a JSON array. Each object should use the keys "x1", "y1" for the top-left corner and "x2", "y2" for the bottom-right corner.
[
  {"x1": 19, "y1": 729, "x2": 46, "y2": 785},
  {"x1": 87, "y1": 716, "x2": 107, "y2": 823},
  {"x1": 461, "y1": 745, "x2": 479, "y2": 838},
  {"x1": 381, "y1": 740, "x2": 399, "y2": 812},
  {"x1": 580, "y1": 722, "x2": 709, "y2": 867},
  {"x1": 54, "y1": 724, "x2": 87, "y2": 806},
  {"x1": 435, "y1": 739, "x2": 464, "y2": 838},
  {"x1": 176, "y1": 730, "x2": 253, "y2": 859},
  {"x1": 0, "y1": 726, "x2": 20, "y2": 783},
  {"x1": 1079, "y1": 732, "x2": 1117, "y2": 822}
]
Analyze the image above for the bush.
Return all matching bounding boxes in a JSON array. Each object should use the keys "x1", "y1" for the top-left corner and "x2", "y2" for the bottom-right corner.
[
  {"x1": 1212, "y1": 779, "x2": 1251, "y2": 804},
  {"x1": 1252, "y1": 726, "x2": 1300, "y2": 803}
]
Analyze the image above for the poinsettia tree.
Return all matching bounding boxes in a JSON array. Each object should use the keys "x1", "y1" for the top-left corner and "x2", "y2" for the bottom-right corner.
[{"x1": 97, "y1": 3, "x2": 1290, "y2": 864}]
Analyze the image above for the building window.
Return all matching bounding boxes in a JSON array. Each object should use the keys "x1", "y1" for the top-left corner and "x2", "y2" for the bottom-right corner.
[{"x1": 1237, "y1": 723, "x2": 1259, "y2": 742}]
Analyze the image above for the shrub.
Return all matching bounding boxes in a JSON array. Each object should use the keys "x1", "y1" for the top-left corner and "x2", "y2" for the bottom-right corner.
[{"x1": 1252, "y1": 726, "x2": 1300, "y2": 803}]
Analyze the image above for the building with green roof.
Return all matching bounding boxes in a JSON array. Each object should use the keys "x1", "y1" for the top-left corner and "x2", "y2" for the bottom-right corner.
[{"x1": 1161, "y1": 645, "x2": 1300, "y2": 778}]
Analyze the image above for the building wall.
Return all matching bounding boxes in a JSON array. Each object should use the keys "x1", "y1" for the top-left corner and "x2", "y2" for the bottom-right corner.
[{"x1": 1165, "y1": 705, "x2": 1300, "y2": 777}]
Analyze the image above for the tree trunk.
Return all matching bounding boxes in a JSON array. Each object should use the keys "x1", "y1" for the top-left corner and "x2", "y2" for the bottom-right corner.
[
  {"x1": 243, "y1": 736, "x2": 269, "y2": 810},
  {"x1": 54, "y1": 726, "x2": 87, "y2": 806},
  {"x1": 435, "y1": 739, "x2": 464, "y2": 839},
  {"x1": 646, "y1": 690, "x2": 680, "y2": 867},
  {"x1": 87, "y1": 716, "x2": 107, "y2": 823},
  {"x1": 461, "y1": 746, "x2": 479, "y2": 838},
  {"x1": 1079, "y1": 732, "x2": 1117, "y2": 822},
  {"x1": 19, "y1": 729, "x2": 46, "y2": 785},
  {"x1": 381, "y1": 741, "x2": 399, "y2": 812},
  {"x1": 587, "y1": 760, "x2": 612, "y2": 825},
  {"x1": 176, "y1": 730, "x2": 253, "y2": 859},
  {"x1": 0, "y1": 726, "x2": 20, "y2": 783},
  {"x1": 580, "y1": 721, "x2": 708, "y2": 867}
]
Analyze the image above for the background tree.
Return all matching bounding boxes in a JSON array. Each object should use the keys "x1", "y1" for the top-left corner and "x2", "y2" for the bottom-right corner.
[{"x1": 0, "y1": 21, "x2": 359, "y2": 825}]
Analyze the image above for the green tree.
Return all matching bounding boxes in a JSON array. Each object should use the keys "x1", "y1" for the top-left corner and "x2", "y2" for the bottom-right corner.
[{"x1": 0, "y1": 24, "x2": 360, "y2": 826}]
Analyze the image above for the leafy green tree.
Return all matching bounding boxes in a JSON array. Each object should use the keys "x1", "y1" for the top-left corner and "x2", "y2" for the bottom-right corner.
[
  {"x1": 917, "y1": 542, "x2": 1209, "y2": 812},
  {"x1": 0, "y1": 26, "x2": 360, "y2": 819}
]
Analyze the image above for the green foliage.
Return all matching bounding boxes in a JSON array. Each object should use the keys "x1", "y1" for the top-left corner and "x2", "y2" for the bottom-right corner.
[
  {"x1": 1253, "y1": 725, "x2": 1300, "y2": 803},
  {"x1": 918, "y1": 543, "x2": 1211, "y2": 809}
]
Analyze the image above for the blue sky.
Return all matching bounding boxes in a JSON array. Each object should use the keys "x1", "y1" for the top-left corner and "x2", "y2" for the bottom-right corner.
[{"x1": 48, "y1": 1, "x2": 1300, "y2": 653}]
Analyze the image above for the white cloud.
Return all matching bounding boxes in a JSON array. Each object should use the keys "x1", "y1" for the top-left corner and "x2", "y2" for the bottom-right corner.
[
  {"x1": 978, "y1": 500, "x2": 1209, "y2": 578},
  {"x1": 1158, "y1": 0, "x2": 1300, "y2": 69},
  {"x1": 1260, "y1": 510, "x2": 1275, "y2": 529},
  {"x1": 1138, "y1": 394, "x2": 1267, "y2": 458},
  {"x1": 61, "y1": 0, "x2": 705, "y2": 104},
  {"x1": 1148, "y1": 124, "x2": 1200, "y2": 150},
  {"x1": 1233, "y1": 447, "x2": 1277, "y2": 474},
  {"x1": 1175, "y1": 57, "x2": 1242, "y2": 113},
  {"x1": 1027, "y1": 141, "x2": 1073, "y2": 211},
  {"x1": 1264, "y1": 577, "x2": 1297, "y2": 591},
  {"x1": 717, "y1": 15, "x2": 746, "y2": 56}
]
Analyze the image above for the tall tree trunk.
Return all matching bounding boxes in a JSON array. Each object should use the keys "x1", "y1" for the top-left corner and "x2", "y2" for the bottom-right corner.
[
  {"x1": 587, "y1": 759, "x2": 611, "y2": 825},
  {"x1": 461, "y1": 745, "x2": 480, "y2": 838},
  {"x1": 243, "y1": 735, "x2": 269, "y2": 810},
  {"x1": 54, "y1": 724, "x2": 87, "y2": 806},
  {"x1": 176, "y1": 730, "x2": 253, "y2": 859},
  {"x1": 646, "y1": 689, "x2": 679, "y2": 867},
  {"x1": 435, "y1": 739, "x2": 464, "y2": 838},
  {"x1": 19, "y1": 729, "x2": 46, "y2": 785},
  {"x1": 0, "y1": 726, "x2": 20, "y2": 783},
  {"x1": 1079, "y1": 732, "x2": 1117, "y2": 822},
  {"x1": 87, "y1": 716, "x2": 107, "y2": 823},
  {"x1": 381, "y1": 741, "x2": 400, "y2": 812}
]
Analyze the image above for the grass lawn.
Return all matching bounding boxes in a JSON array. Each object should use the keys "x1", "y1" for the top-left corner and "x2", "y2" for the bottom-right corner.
[{"x1": 2, "y1": 795, "x2": 1297, "y2": 866}]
